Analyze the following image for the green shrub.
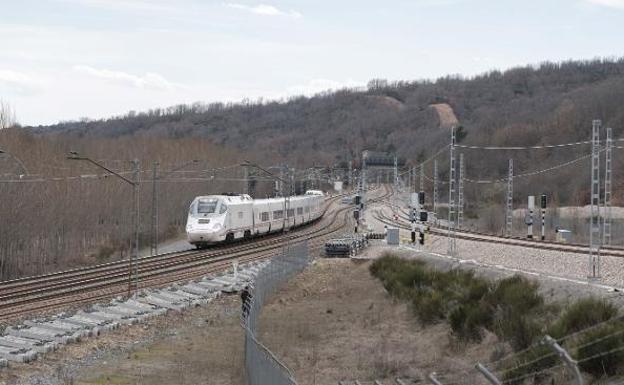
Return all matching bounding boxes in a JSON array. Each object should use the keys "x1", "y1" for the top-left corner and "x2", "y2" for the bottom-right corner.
[
  {"x1": 549, "y1": 298, "x2": 618, "y2": 338},
  {"x1": 576, "y1": 323, "x2": 624, "y2": 377},
  {"x1": 370, "y1": 254, "x2": 429, "y2": 298},
  {"x1": 488, "y1": 275, "x2": 543, "y2": 314},
  {"x1": 413, "y1": 290, "x2": 447, "y2": 325},
  {"x1": 450, "y1": 301, "x2": 492, "y2": 341},
  {"x1": 502, "y1": 345, "x2": 559, "y2": 385},
  {"x1": 95, "y1": 245, "x2": 115, "y2": 261},
  {"x1": 496, "y1": 312, "x2": 542, "y2": 351},
  {"x1": 486, "y1": 275, "x2": 545, "y2": 350}
]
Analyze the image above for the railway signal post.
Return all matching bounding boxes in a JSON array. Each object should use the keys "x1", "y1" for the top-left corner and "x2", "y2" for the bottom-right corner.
[
  {"x1": 540, "y1": 193, "x2": 547, "y2": 241},
  {"x1": 418, "y1": 191, "x2": 426, "y2": 246},
  {"x1": 526, "y1": 195, "x2": 534, "y2": 240},
  {"x1": 410, "y1": 206, "x2": 416, "y2": 243}
]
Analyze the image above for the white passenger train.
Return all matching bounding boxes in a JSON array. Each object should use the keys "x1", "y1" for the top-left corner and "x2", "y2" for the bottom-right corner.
[{"x1": 186, "y1": 191, "x2": 325, "y2": 248}]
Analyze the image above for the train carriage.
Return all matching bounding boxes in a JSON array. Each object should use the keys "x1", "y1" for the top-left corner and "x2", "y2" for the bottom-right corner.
[{"x1": 186, "y1": 191, "x2": 324, "y2": 248}]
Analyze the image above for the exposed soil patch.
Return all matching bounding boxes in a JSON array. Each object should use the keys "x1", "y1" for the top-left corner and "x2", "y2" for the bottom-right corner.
[{"x1": 429, "y1": 103, "x2": 459, "y2": 128}]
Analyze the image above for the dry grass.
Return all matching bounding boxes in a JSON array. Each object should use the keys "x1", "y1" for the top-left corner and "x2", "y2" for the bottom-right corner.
[
  {"x1": 258, "y1": 258, "x2": 494, "y2": 384},
  {"x1": 5, "y1": 295, "x2": 246, "y2": 385}
]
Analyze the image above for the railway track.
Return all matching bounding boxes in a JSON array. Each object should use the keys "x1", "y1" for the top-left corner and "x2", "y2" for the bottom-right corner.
[
  {"x1": 372, "y1": 197, "x2": 624, "y2": 257},
  {"x1": 0, "y1": 187, "x2": 391, "y2": 321},
  {"x1": 393, "y1": 204, "x2": 624, "y2": 252}
]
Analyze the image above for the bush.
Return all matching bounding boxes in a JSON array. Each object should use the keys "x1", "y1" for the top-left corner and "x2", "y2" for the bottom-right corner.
[
  {"x1": 413, "y1": 290, "x2": 447, "y2": 325},
  {"x1": 488, "y1": 275, "x2": 543, "y2": 314},
  {"x1": 94, "y1": 245, "x2": 115, "y2": 261},
  {"x1": 502, "y1": 345, "x2": 559, "y2": 385},
  {"x1": 450, "y1": 301, "x2": 492, "y2": 341},
  {"x1": 549, "y1": 298, "x2": 618, "y2": 338},
  {"x1": 576, "y1": 323, "x2": 624, "y2": 377},
  {"x1": 370, "y1": 254, "x2": 428, "y2": 298},
  {"x1": 487, "y1": 275, "x2": 545, "y2": 350},
  {"x1": 496, "y1": 313, "x2": 542, "y2": 351}
]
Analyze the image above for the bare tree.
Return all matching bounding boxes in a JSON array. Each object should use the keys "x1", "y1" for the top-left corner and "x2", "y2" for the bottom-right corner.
[{"x1": 0, "y1": 100, "x2": 17, "y2": 129}]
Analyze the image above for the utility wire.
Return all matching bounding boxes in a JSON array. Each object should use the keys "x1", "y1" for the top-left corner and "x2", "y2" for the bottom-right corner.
[{"x1": 455, "y1": 141, "x2": 591, "y2": 150}]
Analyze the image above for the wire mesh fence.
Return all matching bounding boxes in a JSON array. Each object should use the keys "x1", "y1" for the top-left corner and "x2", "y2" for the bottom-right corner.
[{"x1": 241, "y1": 241, "x2": 310, "y2": 385}]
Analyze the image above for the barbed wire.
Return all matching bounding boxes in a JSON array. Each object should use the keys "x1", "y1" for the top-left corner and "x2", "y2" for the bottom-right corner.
[
  {"x1": 576, "y1": 344, "x2": 624, "y2": 364},
  {"x1": 500, "y1": 363, "x2": 564, "y2": 384}
]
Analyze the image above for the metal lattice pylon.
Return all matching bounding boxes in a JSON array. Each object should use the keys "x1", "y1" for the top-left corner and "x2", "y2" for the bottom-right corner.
[
  {"x1": 420, "y1": 163, "x2": 424, "y2": 193},
  {"x1": 433, "y1": 159, "x2": 438, "y2": 216},
  {"x1": 457, "y1": 153, "x2": 465, "y2": 230},
  {"x1": 447, "y1": 127, "x2": 457, "y2": 256},
  {"x1": 394, "y1": 156, "x2": 398, "y2": 189},
  {"x1": 604, "y1": 127, "x2": 613, "y2": 246},
  {"x1": 589, "y1": 120, "x2": 601, "y2": 279},
  {"x1": 505, "y1": 159, "x2": 514, "y2": 237}
]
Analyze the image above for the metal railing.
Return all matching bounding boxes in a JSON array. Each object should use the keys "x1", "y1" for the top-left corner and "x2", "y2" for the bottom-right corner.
[{"x1": 241, "y1": 241, "x2": 310, "y2": 385}]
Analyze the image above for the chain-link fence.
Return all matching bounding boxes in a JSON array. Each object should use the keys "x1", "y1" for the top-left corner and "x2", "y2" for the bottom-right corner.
[{"x1": 242, "y1": 241, "x2": 310, "y2": 385}]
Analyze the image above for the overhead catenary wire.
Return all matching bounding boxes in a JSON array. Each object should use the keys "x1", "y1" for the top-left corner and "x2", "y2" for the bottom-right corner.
[
  {"x1": 463, "y1": 152, "x2": 593, "y2": 184},
  {"x1": 455, "y1": 140, "x2": 592, "y2": 150},
  {"x1": 417, "y1": 151, "x2": 593, "y2": 187}
]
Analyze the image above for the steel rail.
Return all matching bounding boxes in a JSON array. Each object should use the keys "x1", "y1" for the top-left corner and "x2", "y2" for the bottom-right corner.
[{"x1": 0, "y1": 187, "x2": 391, "y2": 321}]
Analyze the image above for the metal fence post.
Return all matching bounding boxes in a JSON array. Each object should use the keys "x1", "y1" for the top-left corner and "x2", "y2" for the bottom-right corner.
[
  {"x1": 475, "y1": 363, "x2": 502, "y2": 385},
  {"x1": 427, "y1": 372, "x2": 444, "y2": 385},
  {"x1": 543, "y1": 335, "x2": 584, "y2": 385}
]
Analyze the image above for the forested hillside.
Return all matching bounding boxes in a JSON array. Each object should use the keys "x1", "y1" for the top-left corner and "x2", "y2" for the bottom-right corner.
[{"x1": 35, "y1": 58, "x2": 624, "y2": 161}]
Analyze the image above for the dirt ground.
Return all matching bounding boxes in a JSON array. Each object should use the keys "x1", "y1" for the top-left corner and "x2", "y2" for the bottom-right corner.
[
  {"x1": 1, "y1": 295, "x2": 245, "y2": 385},
  {"x1": 258, "y1": 257, "x2": 495, "y2": 385}
]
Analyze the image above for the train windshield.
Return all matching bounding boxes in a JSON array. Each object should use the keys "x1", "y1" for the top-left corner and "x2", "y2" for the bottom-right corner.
[{"x1": 197, "y1": 198, "x2": 219, "y2": 214}]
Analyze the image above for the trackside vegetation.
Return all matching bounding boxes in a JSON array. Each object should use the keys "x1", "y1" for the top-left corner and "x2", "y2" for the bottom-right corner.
[{"x1": 370, "y1": 253, "x2": 624, "y2": 382}]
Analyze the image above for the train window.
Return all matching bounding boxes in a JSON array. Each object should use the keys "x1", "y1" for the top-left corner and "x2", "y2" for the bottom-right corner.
[
  {"x1": 219, "y1": 203, "x2": 227, "y2": 214},
  {"x1": 260, "y1": 212, "x2": 269, "y2": 221},
  {"x1": 198, "y1": 198, "x2": 218, "y2": 214},
  {"x1": 297, "y1": 207, "x2": 303, "y2": 215},
  {"x1": 287, "y1": 208, "x2": 295, "y2": 217},
  {"x1": 238, "y1": 212, "x2": 243, "y2": 219},
  {"x1": 273, "y1": 210, "x2": 283, "y2": 219},
  {"x1": 189, "y1": 202, "x2": 196, "y2": 215}
]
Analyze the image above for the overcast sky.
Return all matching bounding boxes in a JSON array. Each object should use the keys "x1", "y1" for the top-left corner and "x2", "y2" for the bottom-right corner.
[{"x1": 1, "y1": 0, "x2": 623, "y2": 125}]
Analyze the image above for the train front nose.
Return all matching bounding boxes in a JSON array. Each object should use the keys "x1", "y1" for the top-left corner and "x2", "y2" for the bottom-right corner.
[{"x1": 186, "y1": 218, "x2": 225, "y2": 244}]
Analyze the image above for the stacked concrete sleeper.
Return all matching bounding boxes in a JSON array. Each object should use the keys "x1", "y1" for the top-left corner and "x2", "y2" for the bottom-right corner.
[{"x1": 0, "y1": 260, "x2": 269, "y2": 367}]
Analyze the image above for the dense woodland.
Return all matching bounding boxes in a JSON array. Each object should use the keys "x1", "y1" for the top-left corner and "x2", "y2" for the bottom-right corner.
[{"x1": 2, "y1": 58, "x2": 624, "y2": 278}]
